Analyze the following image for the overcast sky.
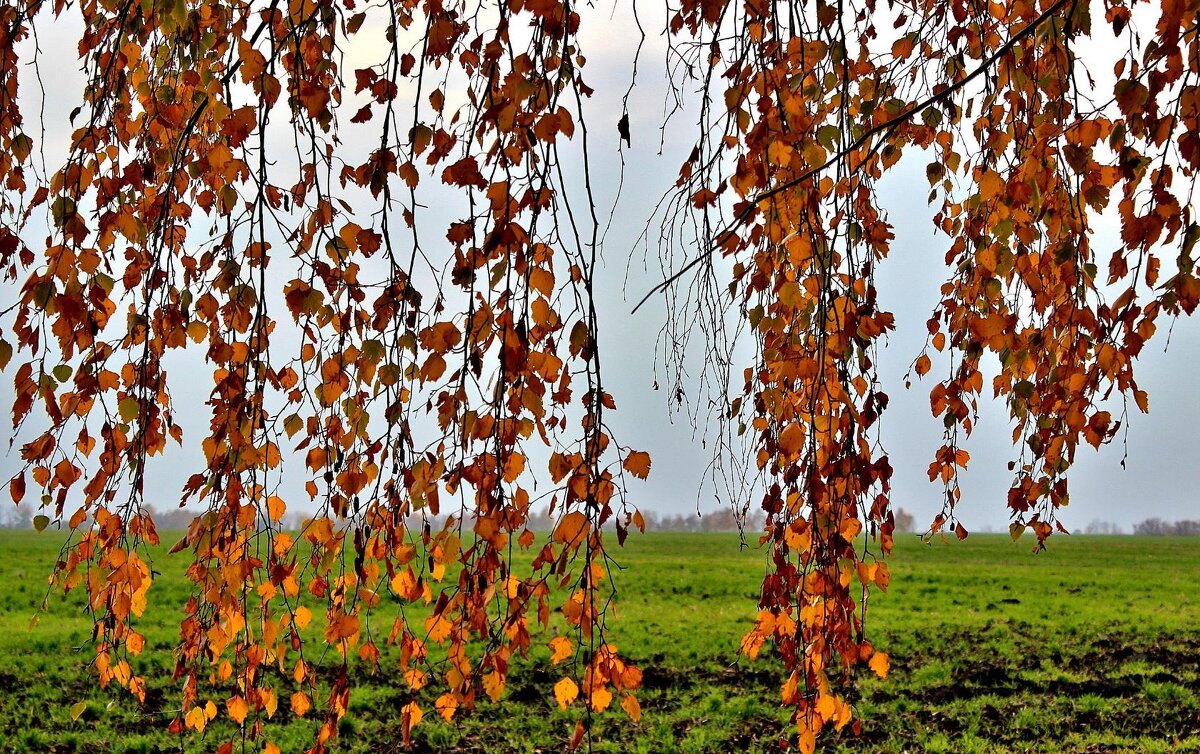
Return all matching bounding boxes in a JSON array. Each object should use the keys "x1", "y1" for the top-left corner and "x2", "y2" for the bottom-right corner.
[{"x1": 3, "y1": 3, "x2": 1197, "y2": 534}]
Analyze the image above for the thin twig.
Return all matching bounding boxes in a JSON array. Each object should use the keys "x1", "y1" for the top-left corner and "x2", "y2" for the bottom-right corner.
[{"x1": 631, "y1": 0, "x2": 1073, "y2": 313}]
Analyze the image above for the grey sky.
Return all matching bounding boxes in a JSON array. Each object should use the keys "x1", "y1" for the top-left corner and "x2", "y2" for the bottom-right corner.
[{"x1": 3, "y1": 4, "x2": 1197, "y2": 535}]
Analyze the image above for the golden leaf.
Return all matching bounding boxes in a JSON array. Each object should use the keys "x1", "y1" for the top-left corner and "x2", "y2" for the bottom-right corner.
[{"x1": 553, "y1": 677, "x2": 579, "y2": 710}]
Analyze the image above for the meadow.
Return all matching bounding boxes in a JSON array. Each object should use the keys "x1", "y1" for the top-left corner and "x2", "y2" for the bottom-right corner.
[{"x1": 0, "y1": 530, "x2": 1197, "y2": 754}]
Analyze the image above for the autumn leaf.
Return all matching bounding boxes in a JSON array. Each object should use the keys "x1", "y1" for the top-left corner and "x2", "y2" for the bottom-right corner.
[
  {"x1": 549, "y1": 636, "x2": 573, "y2": 664},
  {"x1": 435, "y1": 693, "x2": 459, "y2": 722},
  {"x1": 553, "y1": 677, "x2": 579, "y2": 710},
  {"x1": 266, "y1": 496, "x2": 286, "y2": 523},
  {"x1": 588, "y1": 684, "x2": 613, "y2": 712},
  {"x1": 553, "y1": 512, "x2": 589, "y2": 546},
  {"x1": 291, "y1": 692, "x2": 311, "y2": 717},
  {"x1": 442, "y1": 157, "x2": 488, "y2": 189},
  {"x1": 8, "y1": 474, "x2": 23, "y2": 504},
  {"x1": 622, "y1": 450, "x2": 651, "y2": 479},
  {"x1": 401, "y1": 702, "x2": 423, "y2": 747},
  {"x1": 621, "y1": 693, "x2": 641, "y2": 722},
  {"x1": 227, "y1": 696, "x2": 249, "y2": 725},
  {"x1": 869, "y1": 652, "x2": 889, "y2": 679},
  {"x1": 777, "y1": 423, "x2": 804, "y2": 456},
  {"x1": 483, "y1": 672, "x2": 505, "y2": 702}
]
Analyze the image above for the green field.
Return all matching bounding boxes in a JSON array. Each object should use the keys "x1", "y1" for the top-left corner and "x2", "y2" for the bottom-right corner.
[{"x1": 1, "y1": 530, "x2": 1198, "y2": 753}]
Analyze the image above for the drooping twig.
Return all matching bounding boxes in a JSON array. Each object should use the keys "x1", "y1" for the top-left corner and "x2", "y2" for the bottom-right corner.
[{"x1": 631, "y1": 0, "x2": 1073, "y2": 314}]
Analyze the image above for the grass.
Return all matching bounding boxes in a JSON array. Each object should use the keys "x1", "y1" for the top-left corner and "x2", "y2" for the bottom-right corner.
[{"x1": 0, "y1": 530, "x2": 1198, "y2": 753}]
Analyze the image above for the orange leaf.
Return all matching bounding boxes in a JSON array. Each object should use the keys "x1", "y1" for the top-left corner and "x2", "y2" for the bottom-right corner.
[
  {"x1": 290, "y1": 692, "x2": 311, "y2": 717},
  {"x1": 401, "y1": 701, "x2": 423, "y2": 747},
  {"x1": 553, "y1": 512, "x2": 589, "y2": 546},
  {"x1": 435, "y1": 693, "x2": 459, "y2": 722},
  {"x1": 483, "y1": 672, "x2": 505, "y2": 702},
  {"x1": 623, "y1": 450, "x2": 652, "y2": 479},
  {"x1": 620, "y1": 693, "x2": 642, "y2": 722},
  {"x1": 588, "y1": 684, "x2": 613, "y2": 712},
  {"x1": 553, "y1": 677, "x2": 579, "y2": 710},
  {"x1": 915, "y1": 354, "x2": 931, "y2": 376},
  {"x1": 9, "y1": 473, "x2": 25, "y2": 503},
  {"x1": 778, "y1": 423, "x2": 805, "y2": 456},
  {"x1": 869, "y1": 651, "x2": 889, "y2": 679},
  {"x1": 568, "y1": 720, "x2": 586, "y2": 752},
  {"x1": 266, "y1": 495, "x2": 286, "y2": 523},
  {"x1": 227, "y1": 696, "x2": 249, "y2": 725},
  {"x1": 549, "y1": 636, "x2": 573, "y2": 665}
]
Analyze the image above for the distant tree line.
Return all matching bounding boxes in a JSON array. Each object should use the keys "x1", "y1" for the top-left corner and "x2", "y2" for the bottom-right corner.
[
  {"x1": 2, "y1": 504, "x2": 1194, "y2": 538},
  {"x1": 0, "y1": 504, "x2": 32, "y2": 530},
  {"x1": 1130, "y1": 518, "x2": 1200, "y2": 536},
  {"x1": 1083, "y1": 519, "x2": 1124, "y2": 535},
  {"x1": 637, "y1": 507, "x2": 922, "y2": 534}
]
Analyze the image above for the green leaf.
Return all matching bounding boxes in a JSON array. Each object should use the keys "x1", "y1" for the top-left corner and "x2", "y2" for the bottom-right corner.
[
  {"x1": 283, "y1": 413, "x2": 303, "y2": 438},
  {"x1": 51, "y1": 196, "x2": 76, "y2": 226},
  {"x1": 11, "y1": 133, "x2": 33, "y2": 163},
  {"x1": 926, "y1": 162, "x2": 944, "y2": 185},
  {"x1": 816, "y1": 124, "x2": 840, "y2": 151},
  {"x1": 33, "y1": 515, "x2": 50, "y2": 532},
  {"x1": 118, "y1": 398, "x2": 141, "y2": 423}
]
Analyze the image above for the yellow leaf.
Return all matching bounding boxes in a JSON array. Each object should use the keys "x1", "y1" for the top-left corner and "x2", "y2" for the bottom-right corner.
[
  {"x1": 620, "y1": 693, "x2": 641, "y2": 722},
  {"x1": 323, "y1": 612, "x2": 360, "y2": 643},
  {"x1": 816, "y1": 693, "x2": 837, "y2": 723},
  {"x1": 589, "y1": 684, "x2": 613, "y2": 712},
  {"x1": 69, "y1": 701, "x2": 88, "y2": 721},
  {"x1": 503, "y1": 575, "x2": 521, "y2": 599},
  {"x1": 227, "y1": 696, "x2": 249, "y2": 725},
  {"x1": 483, "y1": 671, "x2": 505, "y2": 702},
  {"x1": 266, "y1": 495, "x2": 286, "y2": 523},
  {"x1": 978, "y1": 169, "x2": 1004, "y2": 201},
  {"x1": 425, "y1": 613, "x2": 452, "y2": 643},
  {"x1": 781, "y1": 671, "x2": 799, "y2": 704},
  {"x1": 767, "y1": 140, "x2": 794, "y2": 165},
  {"x1": 391, "y1": 568, "x2": 419, "y2": 600},
  {"x1": 185, "y1": 705, "x2": 207, "y2": 732},
  {"x1": 554, "y1": 677, "x2": 579, "y2": 710},
  {"x1": 405, "y1": 668, "x2": 427, "y2": 690},
  {"x1": 291, "y1": 691, "x2": 311, "y2": 717},
  {"x1": 435, "y1": 693, "x2": 459, "y2": 722},
  {"x1": 840, "y1": 517, "x2": 862, "y2": 542},
  {"x1": 186, "y1": 321, "x2": 207, "y2": 343},
  {"x1": 869, "y1": 651, "x2": 889, "y2": 679},
  {"x1": 798, "y1": 728, "x2": 816, "y2": 754},
  {"x1": 549, "y1": 636, "x2": 573, "y2": 665}
]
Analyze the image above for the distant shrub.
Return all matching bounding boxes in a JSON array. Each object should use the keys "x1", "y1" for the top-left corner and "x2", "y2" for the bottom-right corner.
[{"x1": 1133, "y1": 518, "x2": 1200, "y2": 536}]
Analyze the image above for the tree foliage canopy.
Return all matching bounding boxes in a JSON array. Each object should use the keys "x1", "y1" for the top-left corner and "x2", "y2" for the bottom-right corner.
[{"x1": 1, "y1": 0, "x2": 1197, "y2": 749}]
